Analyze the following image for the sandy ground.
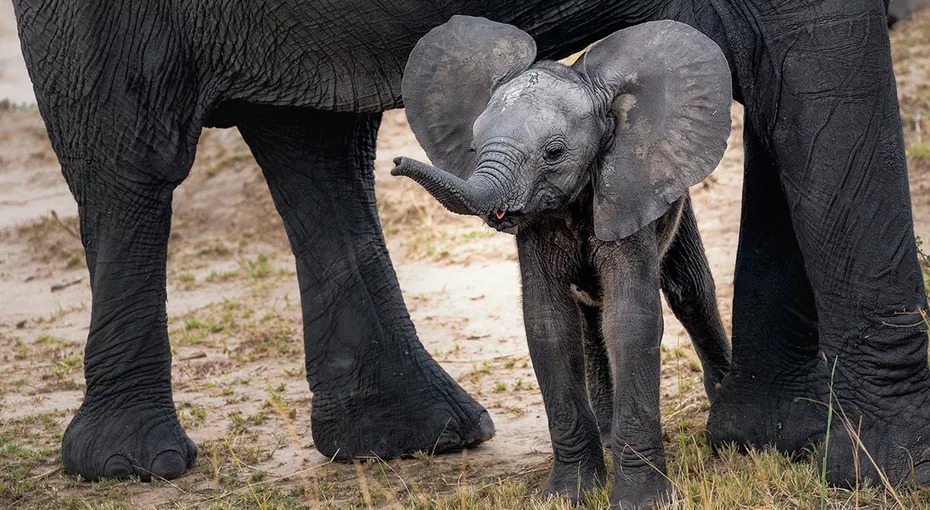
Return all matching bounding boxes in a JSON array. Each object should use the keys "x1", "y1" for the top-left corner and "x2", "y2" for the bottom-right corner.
[
  {"x1": 0, "y1": 6, "x2": 929, "y2": 509},
  {"x1": 0, "y1": 3, "x2": 34, "y2": 105}
]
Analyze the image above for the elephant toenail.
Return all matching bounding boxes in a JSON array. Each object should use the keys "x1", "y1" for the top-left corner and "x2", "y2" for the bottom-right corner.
[
  {"x1": 102, "y1": 454, "x2": 134, "y2": 479},
  {"x1": 477, "y1": 411, "x2": 495, "y2": 442},
  {"x1": 151, "y1": 450, "x2": 189, "y2": 480},
  {"x1": 437, "y1": 426, "x2": 463, "y2": 451}
]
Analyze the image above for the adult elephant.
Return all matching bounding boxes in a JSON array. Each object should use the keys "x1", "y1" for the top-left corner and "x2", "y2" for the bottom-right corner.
[{"x1": 11, "y1": 0, "x2": 929, "y2": 489}]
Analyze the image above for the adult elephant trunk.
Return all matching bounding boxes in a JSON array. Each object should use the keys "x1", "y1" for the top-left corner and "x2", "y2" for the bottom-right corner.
[{"x1": 391, "y1": 157, "x2": 507, "y2": 216}]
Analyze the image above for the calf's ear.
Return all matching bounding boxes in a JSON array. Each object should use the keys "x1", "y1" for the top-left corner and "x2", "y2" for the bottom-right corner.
[
  {"x1": 574, "y1": 21, "x2": 732, "y2": 242},
  {"x1": 402, "y1": 15, "x2": 537, "y2": 179}
]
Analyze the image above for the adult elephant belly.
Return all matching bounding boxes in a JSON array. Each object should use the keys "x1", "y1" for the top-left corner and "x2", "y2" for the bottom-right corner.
[{"x1": 193, "y1": 0, "x2": 667, "y2": 114}]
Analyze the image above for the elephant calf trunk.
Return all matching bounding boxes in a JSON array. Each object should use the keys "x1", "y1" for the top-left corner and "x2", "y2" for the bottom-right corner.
[{"x1": 391, "y1": 157, "x2": 502, "y2": 216}]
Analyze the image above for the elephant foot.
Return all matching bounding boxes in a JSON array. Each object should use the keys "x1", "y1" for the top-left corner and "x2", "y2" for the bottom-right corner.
[
  {"x1": 706, "y1": 356, "x2": 930, "y2": 487},
  {"x1": 706, "y1": 360, "x2": 828, "y2": 454},
  {"x1": 310, "y1": 354, "x2": 494, "y2": 460},
  {"x1": 543, "y1": 452, "x2": 607, "y2": 505},
  {"x1": 823, "y1": 381, "x2": 930, "y2": 487},
  {"x1": 62, "y1": 397, "x2": 197, "y2": 481},
  {"x1": 612, "y1": 474, "x2": 672, "y2": 510}
]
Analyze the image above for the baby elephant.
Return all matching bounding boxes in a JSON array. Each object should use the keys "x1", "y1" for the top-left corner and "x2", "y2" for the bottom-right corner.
[{"x1": 393, "y1": 16, "x2": 732, "y2": 509}]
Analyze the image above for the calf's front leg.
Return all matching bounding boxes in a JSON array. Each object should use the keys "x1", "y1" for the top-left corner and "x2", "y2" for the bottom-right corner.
[
  {"x1": 598, "y1": 229, "x2": 671, "y2": 508},
  {"x1": 517, "y1": 228, "x2": 605, "y2": 503}
]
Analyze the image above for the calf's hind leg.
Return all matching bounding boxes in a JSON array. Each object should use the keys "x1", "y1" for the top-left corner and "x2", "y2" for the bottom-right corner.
[
  {"x1": 660, "y1": 196, "x2": 731, "y2": 399},
  {"x1": 579, "y1": 301, "x2": 613, "y2": 448}
]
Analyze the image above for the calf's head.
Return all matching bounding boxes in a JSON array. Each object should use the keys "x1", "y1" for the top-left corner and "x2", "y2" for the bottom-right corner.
[{"x1": 392, "y1": 16, "x2": 732, "y2": 240}]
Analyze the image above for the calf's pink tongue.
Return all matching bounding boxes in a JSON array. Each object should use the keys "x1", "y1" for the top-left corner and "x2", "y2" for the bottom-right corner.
[{"x1": 495, "y1": 210, "x2": 506, "y2": 220}]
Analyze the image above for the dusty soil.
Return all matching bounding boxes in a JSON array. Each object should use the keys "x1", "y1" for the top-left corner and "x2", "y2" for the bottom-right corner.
[{"x1": 1, "y1": 5, "x2": 929, "y2": 509}]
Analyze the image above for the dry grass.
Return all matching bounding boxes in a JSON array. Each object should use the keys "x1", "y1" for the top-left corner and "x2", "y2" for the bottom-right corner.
[{"x1": 4, "y1": 337, "x2": 930, "y2": 509}]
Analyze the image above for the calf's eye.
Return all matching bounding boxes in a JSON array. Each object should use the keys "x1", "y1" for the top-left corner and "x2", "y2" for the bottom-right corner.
[{"x1": 544, "y1": 143, "x2": 565, "y2": 161}]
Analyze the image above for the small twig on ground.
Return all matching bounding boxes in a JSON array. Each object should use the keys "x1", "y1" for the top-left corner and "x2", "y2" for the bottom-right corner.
[
  {"x1": 437, "y1": 353, "x2": 528, "y2": 364},
  {"x1": 50, "y1": 278, "x2": 83, "y2": 292},
  {"x1": 267, "y1": 435, "x2": 286, "y2": 460},
  {"x1": 50, "y1": 210, "x2": 80, "y2": 240},
  {"x1": 170, "y1": 348, "x2": 205, "y2": 393},
  {"x1": 134, "y1": 467, "x2": 190, "y2": 496},
  {"x1": 25, "y1": 466, "x2": 60, "y2": 481},
  {"x1": 431, "y1": 417, "x2": 453, "y2": 458},
  {"x1": 472, "y1": 463, "x2": 550, "y2": 493}
]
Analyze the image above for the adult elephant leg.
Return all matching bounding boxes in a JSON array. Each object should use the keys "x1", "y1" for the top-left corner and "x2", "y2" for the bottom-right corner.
[
  {"x1": 237, "y1": 108, "x2": 493, "y2": 460},
  {"x1": 60, "y1": 165, "x2": 196, "y2": 481},
  {"x1": 17, "y1": 0, "x2": 203, "y2": 480},
  {"x1": 705, "y1": 120, "x2": 826, "y2": 453},
  {"x1": 716, "y1": 0, "x2": 930, "y2": 485}
]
